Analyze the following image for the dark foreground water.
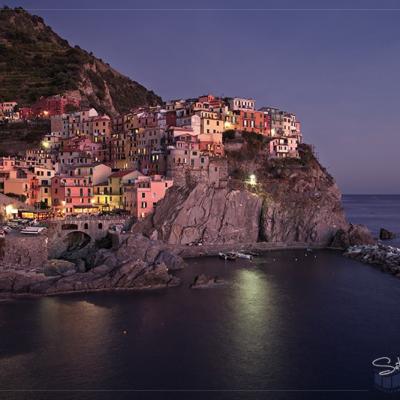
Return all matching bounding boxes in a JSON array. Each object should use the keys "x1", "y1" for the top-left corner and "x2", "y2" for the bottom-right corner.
[{"x1": 1, "y1": 195, "x2": 400, "y2": 400}]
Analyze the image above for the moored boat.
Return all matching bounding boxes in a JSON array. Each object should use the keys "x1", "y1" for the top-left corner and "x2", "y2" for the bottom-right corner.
[
  {"x1": 236, "y1": 252, "x2": 253, "y2": 260},
  {"x1": 219, "y1": 252, "x2": 237, "y2": 261}
]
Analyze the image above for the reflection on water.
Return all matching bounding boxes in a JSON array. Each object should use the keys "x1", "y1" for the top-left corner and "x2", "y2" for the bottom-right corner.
[
  {"x1": 1, "y1": 254, "x2": 400, "y2": 398},
  {"x1": 1, "y1": 196, "x2": 399, "y2": 400}
]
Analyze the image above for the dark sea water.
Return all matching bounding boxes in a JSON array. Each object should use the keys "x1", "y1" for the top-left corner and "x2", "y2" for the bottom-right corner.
[
  {"x1": 342, "y1": 195, "x2": 400, "y2": 246},
  {"x1": 1, "y1": 195, "x2": 400, "y2": 400}
]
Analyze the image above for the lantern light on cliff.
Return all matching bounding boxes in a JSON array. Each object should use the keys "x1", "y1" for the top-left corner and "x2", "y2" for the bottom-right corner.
[{"x1": 249, "y1": 174, "x2": 257, "y2": 186}]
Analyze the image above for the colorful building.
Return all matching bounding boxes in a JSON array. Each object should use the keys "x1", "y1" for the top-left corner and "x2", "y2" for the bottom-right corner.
[
  {"x1": 123, "y1": 175, "x2": 173, "y2": 219},
  {"x1": 51, "y1": 175, "x2": 95, "y2": 215},
  {"x1": 31, "y1": 95, "x2": 80, "y2": 118},
  {"x1": 269, "y1": 136, "x2": 299, "y2": 158},
  {"x1": 94, "y1": 170, "x2": 143, "y2": 211}
]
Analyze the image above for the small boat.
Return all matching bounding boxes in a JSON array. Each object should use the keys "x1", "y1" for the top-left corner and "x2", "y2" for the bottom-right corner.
[
  {"x1": 236, "y1": 252, "x2": 253, "y2": 260},
  {"x1": 218, "y1": 252, "x2": 237, "y2": 261},
  {"x1": 245, "y1": 251, "x2": 260, "y2": 257}
]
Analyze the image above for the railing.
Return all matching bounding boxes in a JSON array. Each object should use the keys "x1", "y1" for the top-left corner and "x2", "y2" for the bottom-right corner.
[{"x1": 47, "y1": 215, "x2": 128, "y2": 222}]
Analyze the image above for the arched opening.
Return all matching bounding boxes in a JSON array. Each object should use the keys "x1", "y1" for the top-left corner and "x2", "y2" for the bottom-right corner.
[
  {"x1": 84, "y1": 223, "x2": 89, "y2": 230},
  {"x1": 98, "y1": 223, "x2": 103, "y2": 230},
  {"x1": 63, "y1": 231, "x2": 91, "y2": 252}
]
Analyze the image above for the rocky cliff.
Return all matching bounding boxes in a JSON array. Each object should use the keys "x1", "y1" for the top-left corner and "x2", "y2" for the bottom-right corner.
[
  {"x1": 135, "y1": 137, "x2": 359, "y2": 247},
  {"x1": 0, "y1": 7, "x2": 162, "y2": 115},
  {"x1": 0, "y1": 233, "x2": 184, "y2": 297}
]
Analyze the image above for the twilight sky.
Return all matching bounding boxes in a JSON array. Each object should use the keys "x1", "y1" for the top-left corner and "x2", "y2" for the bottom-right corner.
[{"x1": 3, "y1": 0, "x2": 400, "y2": 194}]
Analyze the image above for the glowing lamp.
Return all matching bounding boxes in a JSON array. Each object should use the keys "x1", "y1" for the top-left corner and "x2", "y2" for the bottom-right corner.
[{"x1": 5, "y1": 204, "x2": 17, "y2": 216}]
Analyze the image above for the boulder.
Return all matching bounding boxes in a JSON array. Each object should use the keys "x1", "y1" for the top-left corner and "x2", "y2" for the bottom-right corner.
[
  {"x1": 330, "y1": 224, "x2": 375, "y2": 249},
  {"x1": 129, "y1": 262, "x2": 178, "y2": 289},
  {"x1": 92, "y1": 248, "x2": 118, "y2": 269},
  {"x1": 380, "y1": 228, "x2": 396, "y2": 241},
  {"x1": 190, "y1": 274, "x2": 226, "y2": 289},
  {"x1": 116, "y1": 233, "x2": 185, "y2": 270},
  {"x1": 43, "y1": 259, "x2": 77, "y2": 277},
  {"x1": 74, "y1": 258, "x2": 87, "y2": 273},
  {"x1": 155, "y1": 250, "x2": 185, "y2": 270}
]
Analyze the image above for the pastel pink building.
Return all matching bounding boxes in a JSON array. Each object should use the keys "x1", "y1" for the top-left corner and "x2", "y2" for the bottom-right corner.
[
  {"x1": 51, "y1": 175, "x2": 94, "y2": 215},
  {"x1": 123, "y1": 175, "x2": 173, "y2": 219}
]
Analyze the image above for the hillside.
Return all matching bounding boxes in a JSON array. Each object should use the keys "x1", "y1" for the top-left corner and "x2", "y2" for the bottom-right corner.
[
  {"x1": 0, "y1": 120, "x2": 50, "y2": 156},
  {"x1": 0, "y1": 7, "x2": 162, "y2": 115}
]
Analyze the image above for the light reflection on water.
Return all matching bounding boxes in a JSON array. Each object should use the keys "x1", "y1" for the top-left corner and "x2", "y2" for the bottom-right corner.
[{"x1": 0, "y1": 249, "x2": 400, "y2": 399}]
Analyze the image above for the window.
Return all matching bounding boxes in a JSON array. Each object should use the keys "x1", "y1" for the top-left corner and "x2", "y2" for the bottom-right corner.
[
  {"x1": 141, "y1": 192, "x2": 146, "y2": 198},
  {"x1": 84, "y1": 223, "x2": 88, "y2": 229},
  {"x1": 98, "y1": 223, "x2": 103, "y2": 229},
  {"x1": 141, "y1": 201, "x2": 147, "y2": 209}
]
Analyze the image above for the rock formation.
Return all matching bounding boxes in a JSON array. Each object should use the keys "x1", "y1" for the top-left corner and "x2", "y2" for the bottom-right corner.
[
  {"x1": 190, "y1": 274, "x2": 226, "y2": 289},
  {"x1": 134, "y1": 141, "x2": 364, "y2": 247},
  {"x1": 0, "y1": 233, "x2": 184, "y2": 297},
  {"x1": 379, "y1": 228, "x2": 396, "y2": 241},
  {"x1": 344, "y1": 244, "x2": 400, "y2": 277},
  {"x1": 330, "y1": 224, "x2": 376, "y2": 249},
  {"x1": 134, "y1": 184, "x2": 262, "y2": 245}
]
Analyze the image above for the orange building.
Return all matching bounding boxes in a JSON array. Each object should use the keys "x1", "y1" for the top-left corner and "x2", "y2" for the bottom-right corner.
[{"x1": 233, "y1": 110, "x2": 270, "y2": 135}]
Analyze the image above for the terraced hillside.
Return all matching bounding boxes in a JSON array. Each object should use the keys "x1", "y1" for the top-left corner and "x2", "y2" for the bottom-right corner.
[{"x1": 0, "y1": 7, "x2": 162, "y2": 115}]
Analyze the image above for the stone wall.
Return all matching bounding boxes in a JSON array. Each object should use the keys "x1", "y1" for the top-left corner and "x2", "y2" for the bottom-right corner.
[
  {"x1": 169, "y1": 157, "x2": 228, "y2": 188},
  {"x1": 0, "y1": 235, "x2": 48, "y2": 270},
  {"x1": 45, "y1": 217, "x2": 127, "y2": 258}
]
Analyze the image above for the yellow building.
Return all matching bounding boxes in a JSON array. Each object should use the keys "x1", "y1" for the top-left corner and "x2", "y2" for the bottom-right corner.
[
  {"x1": 94, "y1": 170, "x2": 143, "y2": 210},
  {"x1": 33, "y1": 166, "x2": 55, "y2": 207},
  {"x1": 196, "y1": 111, "x2": 224, "y2": 135}
]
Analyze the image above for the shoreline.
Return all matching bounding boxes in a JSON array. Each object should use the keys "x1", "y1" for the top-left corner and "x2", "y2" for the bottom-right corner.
[
  {"x1": 0, "y1": 282, "x2": 180, "y2": 301},
  {"x1": 170, "y1": 241, "x2": 329, "y2": 258},
  {"x1": 0, "y1": 242, "x2": 338, "y2": 301}
]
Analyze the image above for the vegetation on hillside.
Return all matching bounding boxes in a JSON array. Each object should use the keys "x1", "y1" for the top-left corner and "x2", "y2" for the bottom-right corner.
[
  {"x1": 0, "y1": 7, "x2": 162, "y2": 114},
  {"x1": 0, "y1": 120, "x2": 50, "y2": 155}
]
